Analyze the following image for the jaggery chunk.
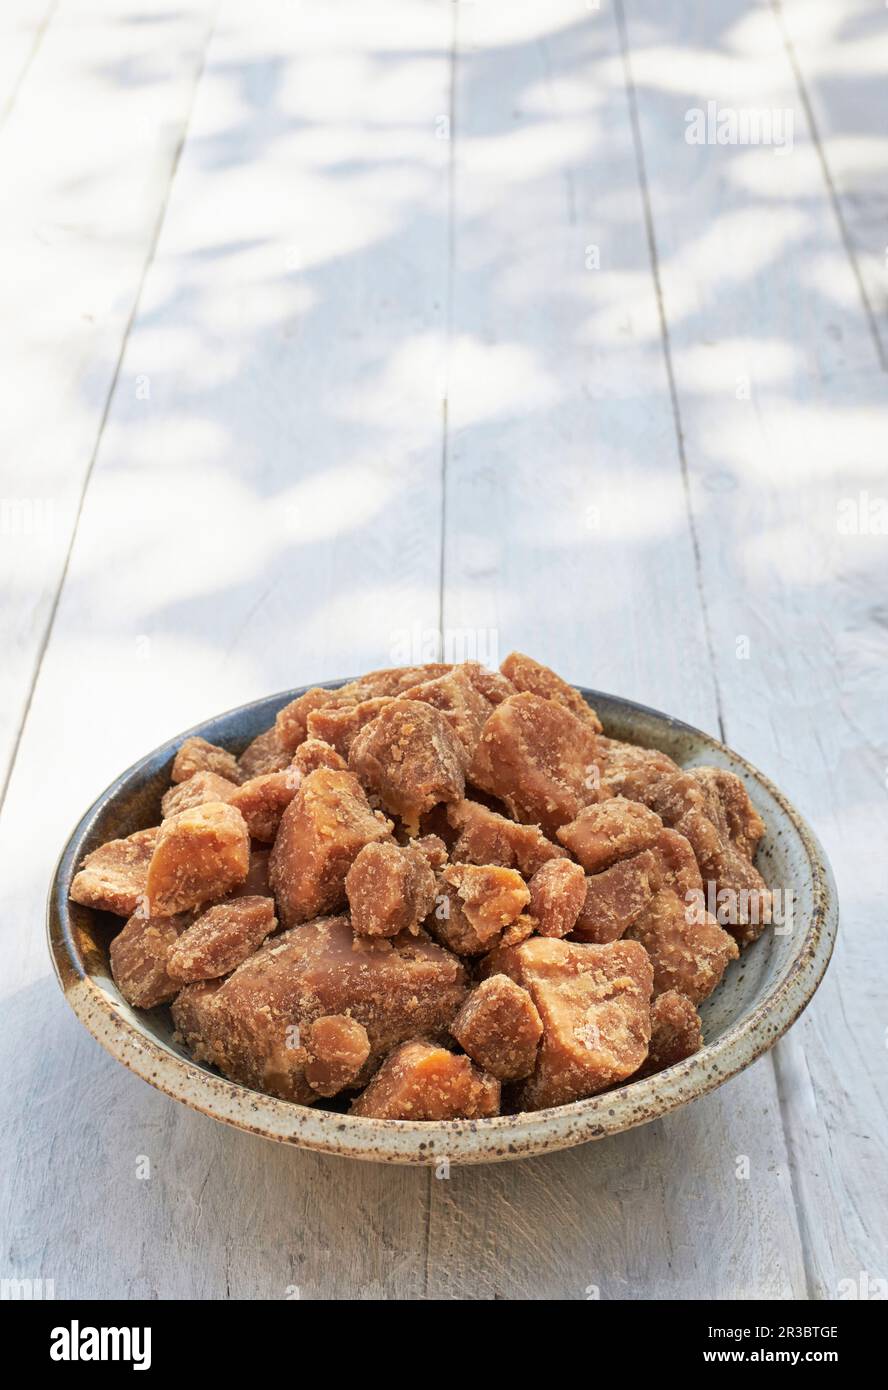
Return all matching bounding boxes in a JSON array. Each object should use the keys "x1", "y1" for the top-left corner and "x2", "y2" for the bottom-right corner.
[
  {"x1": 691, "y1": 766, "x2": 764, "y2": 861},
  {"x1": 233, "y1": 848, "x2": 271, "y2": 898},
  {"x1": 469, "y1": 693, "x2": 603, "y2": 833},
  {"x1": 500, "y1": 652, "x2": 603, "y2": 732},
  {"x1": 171, "y1": 736, "x2": 241, "y2": 786},
  {"x1": 171, "y1": 916, "x2": 466, "y2": 1102},
  {"x1": 461, "y1": 663, "x2": 516, "y2": 707},
  {"x1": 161, "y1": 771, "x2": 237, "y2": 819},
  {"x1": 237, "y1": 726, "x2": 291, "y2": 778},
  {"x1": 350, "y1": 1040, "x2": 500, "y2": 1120},
  {"x1": 269, "y1": 768, "x2": 392, "y2": 928},
  {"x1": 649, "y1": 828, "x2": 704, "y2": 898},
  {"x1": 167, "y1": 895, "x2": 276, "y2": 982},
  {"x1": 573, "y1": 851, "x2": 658, "y2": 944},
  {"x1": 401, "y1": 667, "x2": 494, "y2": 761},
  {"x1": 348, "y1": 699, "x2": 465, "y2": 829},
  {"x1": 109, "y1": 906, "x2": 188, "y2": 1007},
  {"x1": 637, "y1": 990, "x2": 703, "y2": 1078},
  {"x1": 227, "y1": 771, "x2": 300, "y2": 843},
  {"x1": 556, "y1": 796, "x2": 663, "y2": 872},
  {"x1": 601, "y1": 741, "x2": 771, "y2": 945},
  {"x1": 275, "y1": 687, "x2": 339, "y2": 753},
  {"x1": 346, "y1": 841, "x2": 437, "y2": 938},
  {"x1": 304, "y1": 1014, "x2": 371, "y2": 1096},
  {"x1": 451, "y1": 975, "x2": 543, "y2": 1081},
  {"x1": 291, "y1": 738, "x2": 347, "y2": 776},
  {"x1": 146, "y1": 802, "x2": 250, "y2": 915},
  {"x1": 441, "y1": 863, "x2": 530, "y2": 941},
  {"x1": 412, "y1": 833, "x2": 449, "y2": 870},
  {"x1": 625, "y1": 888, "x2": 739, "y2": 1003},
  {"x1": 70, "y1": 827, "x2": 160, "y2": 917},
  {"x1": 528, "y1": 858, "x2": 586, "y2": 938},
  {"x1": 484, "y1": 937, "x2": 653, "y2": 1109},
  {"x1": 306, "y1": 697, "x2": 394, "y2": 757},
  {"x1": 447, "y1": 798, "x2": 567, "y2": 877}
]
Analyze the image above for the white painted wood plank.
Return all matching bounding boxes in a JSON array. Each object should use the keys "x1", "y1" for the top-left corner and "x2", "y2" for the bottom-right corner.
[
  {"x1": 0, "y1": 0, "x2": 453, "y2": 1300},
  {"x1": 0, "y1": 2, "x2": 57, "y2": 124},
  {"x1": 621, "y1": 0, "x2": 888, "y2": 1298},
  {"x1": 436, "y1": 0, "x2": 807, "y2": 1299},
  {"x1": 0, "y1": 0, "x2": 215, "y2": 794},
  {"x1": 774, "y1": 0, "x2": 888, "y2": 363}
]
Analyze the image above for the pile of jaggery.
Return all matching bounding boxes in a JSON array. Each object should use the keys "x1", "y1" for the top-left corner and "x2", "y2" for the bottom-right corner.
[{"x1": 69, "y1": 653, "x2": 772, "y2": 1120}]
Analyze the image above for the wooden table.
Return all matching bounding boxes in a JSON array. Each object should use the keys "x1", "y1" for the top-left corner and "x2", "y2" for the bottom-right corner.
[{"x1": 1, "y1": 0, "x2": 885, "y2": 1300}]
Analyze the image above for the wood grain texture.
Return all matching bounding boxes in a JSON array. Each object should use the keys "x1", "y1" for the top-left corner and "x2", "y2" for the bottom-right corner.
[
  {"x1": 621, "y1": 0, "x2": 888, "y2": 1298},
  {"x1": 774, "y1": 0, "x2": 888, "y2": 364},
  {"x1": 0, "y1": 0, "x2": 884, "y2": 1301},
  {"x1": 433, "y1": 0, "x2": 807, "y2": 1300},
  {"x1": 0, "y1": 0, "x2": 453, "y2": 1301},
  {"x1": 0, "y1": 0, "x2": 216, "y2": 795}
]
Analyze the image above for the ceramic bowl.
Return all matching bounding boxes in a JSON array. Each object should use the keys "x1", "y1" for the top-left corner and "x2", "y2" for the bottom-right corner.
[{"x1": 47, "y1": 683, "x2": 838, "y2": 1164}]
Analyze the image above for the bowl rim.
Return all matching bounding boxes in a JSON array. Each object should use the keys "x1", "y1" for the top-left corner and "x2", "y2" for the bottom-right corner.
[{"x1": 47, "y1": 683, "x2": 839, "y2": 1165}]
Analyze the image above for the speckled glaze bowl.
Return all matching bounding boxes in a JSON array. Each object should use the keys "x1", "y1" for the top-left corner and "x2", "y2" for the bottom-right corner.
[{"x1": 48, "y1": 684, "x2": 837, "y2": 1165}]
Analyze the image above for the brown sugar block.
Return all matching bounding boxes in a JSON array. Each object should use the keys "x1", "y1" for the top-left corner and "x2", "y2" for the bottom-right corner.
[
  {"x1": 625, "y1": 887, "x2": 739, "y2": 1003},
  {"x1": 649, "y1": 828, "x2": 704, "y2": 899},
  {"x1": 483, "y1": 936, "x2": 653, "y2": 1109},
  {"x1": 500, "y1": 651, "x2": 603, "y2": 732},
  {"x1": 170, "y1": 979, "x2": 223, "y2": 1057},
  {"x1": 441, "y1": 863, "x2": 530, "y2": 941},
  {"x1": 304, "y1": 1015, "x2": 371, "y2": 1097},
  {"x1": 273, "y1": 667, "x2": 455, "y2": 757},
  {"x1": 601, "y1": 743, "x2": 771, "y2": 946},
  {"x1": 401, "y1": 667, "x2": 494, "y2": 761},
  {"x1": 146, "y1": 802, "x2": 250, "y2": 915},
  {"x1": 161, "y1": 771, "x2": 237, "y2": 819},
  {"x1": 268, "y1": 768, "x2": 392, "y2": 928},
  {"x1": 573, "y1": 851, "x2": 658, "y2": 944},
  {"x1": 468, "y1": 693, "x2": 603, "y2": 833},
  {"x1": 691, "y1": 766, "x2": 765, "y2": 862},
  {"x1": 425, "y1": 878, "x2": 494, "y2": 956},
  {"x1": 501, "y1": 912, "x2": 537, "y2": 947},
  {"x1": 338, "y1": 663, "x2": 453, "y2": 699},
  {"x1": 637, "y1": 990, "x2": 703, "y2": 1078},
  {"x1": 291, "y1": 738, "x2": 347, "y2": 776},
  {"x1": 346, "y1": 841, "x2": 437, "y2": 938},
  {"x1": 109, "y1": 907, "x2": 189, "y2": 1008},
  {"x1": 447, "y1": 798, "x2": 567, "y2": 877},
  {"x1": 348, "y1": 699, "x2": 465, "y2": 829},
  {"x1": 237, "y1": 726, "x2": 292, "y2": 779},
  {"x1": 306, "y1": 696, "x2": 395, "y2": 757},
  {"x1": 227, "y1": 771, "x2": 300, "y2": 843},
  {"x1": 528, "y1": 858, "x2": 586, "y2": 938},
  {"x1": 350, "y1": 1040, "x2": 500, "y2": 1120},
  {"x1": 171, "y1": 736, "x2": 242, "y2": 786},
  {"x1": 556, "y1": 797, "x2": 664, "y2": 872},
  {"x1": 70, "y1": 827, "x2": 159, "y2": 917},
  {"x1": 172, "y1": 916, "x2": 467, "y2": 1103},
  {"x1": 167, "y1": 895, "x2": 277, "y2": 982},
  {"x1": 451, "y1": 975, "x2": 543, "y2": 1081},
  {"x1": 232, "y1": 848, "x2": 271, "y2": 898},
  {"x1": 275, "y1": 687, "x2": 339, "y2": 754},
  {"x1": 412, "y1": 833, "x2": 449, "y2": 870},
  {"x1": 460, "y1": 663, "x2": 516, "y2": 706}
]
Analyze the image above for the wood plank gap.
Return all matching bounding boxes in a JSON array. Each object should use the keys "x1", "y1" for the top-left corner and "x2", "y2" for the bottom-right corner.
[
  {"x1": 770, "y1": 0, "x2": 888, "y2": 372},
  {"x1": 437, "y1": 0, "x2": 459, "y2": 642},
  {"x1": 0, "y1": 0, "x2": 58, "y2": 131},
  {"x1": 0, "y1": 2, "x2": 219, "y2": 825},
  {"x1": 612, "y1": 0, "x2": 726, "y2": 742}
]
